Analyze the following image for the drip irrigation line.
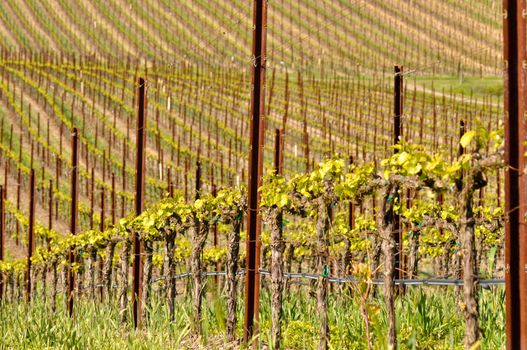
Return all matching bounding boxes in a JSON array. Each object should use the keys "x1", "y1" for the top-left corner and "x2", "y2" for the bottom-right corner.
[
  {"x1": 148, "y1": 269, "x2": 504, "y2": 287},
  {"x1": 10, "y1": 272, "x2": 503, "y2": 299}
]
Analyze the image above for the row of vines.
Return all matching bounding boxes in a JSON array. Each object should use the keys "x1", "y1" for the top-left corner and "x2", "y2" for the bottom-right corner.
[
  {"x1": 0, "y1": 0, "x2": 502, "y2": 74},
  {"x1": 0, "y1": 52, "x2": 501, "y2": 247},
  {"x1": 0, "y1": 123, "x2": 503, "y2": 349}
]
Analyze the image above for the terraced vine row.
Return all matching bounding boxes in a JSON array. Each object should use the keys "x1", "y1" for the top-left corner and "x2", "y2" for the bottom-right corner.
[
  {"x1": 0, "y1": 52, "x2": 501, "y2": 259},
  {"x1": 0, "y1": 0, "x2": 502, "y2": 74}
]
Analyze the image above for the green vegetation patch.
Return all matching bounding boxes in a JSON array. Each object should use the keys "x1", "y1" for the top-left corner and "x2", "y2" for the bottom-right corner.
[{"x1": 416, "y1": 75, "x2": 503, "y2": 98}]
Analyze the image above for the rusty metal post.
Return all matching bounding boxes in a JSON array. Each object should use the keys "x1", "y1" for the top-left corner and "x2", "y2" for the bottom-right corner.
[
  {"x1": 504, "y1": 0, "x2": 526, "y2": 348},
  {"x1": 274, "y1": 129, "x2": 282, "y2": 175},
  {"x1": 279, "y1": 130, "x2": 285, "y2": 174},
  {"x1": 184, "y1": 161, "x2": 189, "y2": 201},
  {"x1": 133, "y1": 77, "x2": 147, "y2": 328},
  {"x1": 122, "y1": 140, "x2": 127, "y2": 217},
  {"x1": 274, "y1": 129, "x2": 284, "y2": 247},
  {"x1": 111, "y1": 173, "x2": 116, "y2": 225},
  {"x1": 0, "y1": 186, "x2": 4, "y2": 300},
  {"x1": 244, "y1": 0, "x2": 267, "y2": 344},
  {"x1": 212, "y1": 184, "x2": 219, "y2": 286},
  {"x1": 48, "y1": 179, "x2": 52, "y2": 234},
  {"x1": 46, "y1": 178, "x2": 52, "y2": 269},
  {"x1": 274, "y1": 128, "x2": 285, "y2": 298},
  {"x1": 16, "y1": 135, "x2": 22, "y2": 246},
  {"x1": 99, "y1": 186, "x2": 105, "y2": 301},
  {"x1": 394, "y1": 66, "x2": 403, "y2": 284},
  {"x1": 167, "y1": 167, "x2": 173, "y2": 197},
  {"x1": 89, "y1": 168, "x2": 95, "y2": 229},
  {"x1": 459, "y1": 120, "x2": 466, "y2": 157},
  {"x1": 347, "y1": 156, "x2": 355, "y2": 276},
  {"x1": 26, "y1": 170, "x2": 35, "y2": 303},
  {"x1": 394, "y1": 66, "x2": 403, "y2": 145},
  {"x1": 3, "y1": 155, "x2": 7, "y2": 199},
  {"x1": 195, "y1": 160, "x2": 201, "y2": 200},
  {"x1": 67, "y1": 128, "x2": 79, "y2": 316}
]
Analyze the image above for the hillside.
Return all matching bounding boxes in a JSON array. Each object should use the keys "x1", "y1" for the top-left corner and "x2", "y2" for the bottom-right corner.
[
  {"x1": 0, "y1": 0, "x2": 502, "y2": 74},
  {"x1": 0, "y1": 2, "x2": 508, "y2": 348},
  {"x1": 0, "y1": 1, "x2": 504, "y2": 254}
]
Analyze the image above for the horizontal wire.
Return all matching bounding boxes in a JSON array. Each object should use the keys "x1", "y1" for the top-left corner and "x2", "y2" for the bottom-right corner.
[{"x1": 149, "y1": 269, "x2": 504, "y2": 287}]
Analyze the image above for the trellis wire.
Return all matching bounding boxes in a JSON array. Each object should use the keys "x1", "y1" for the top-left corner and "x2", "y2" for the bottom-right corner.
[{"x1": 148, "y1": 270, "x2": 504, "y2": 287}]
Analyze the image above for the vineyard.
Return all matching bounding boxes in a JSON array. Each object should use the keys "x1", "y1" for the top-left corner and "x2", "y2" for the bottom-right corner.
[
  {"x1": 0, "y1": 0, "x2": 514, "y2": 349},
  {"x1": 0, "y1": 0, "x2": 502, "y2": 74}
]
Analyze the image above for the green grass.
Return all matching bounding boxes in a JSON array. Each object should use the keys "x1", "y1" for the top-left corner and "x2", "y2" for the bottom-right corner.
[
  {"x1": 0, "y1": 283, "x2": 505, "y2": 349},
  {"x1": 415, "y1": 75, "x2": 504, "y2": 98}
]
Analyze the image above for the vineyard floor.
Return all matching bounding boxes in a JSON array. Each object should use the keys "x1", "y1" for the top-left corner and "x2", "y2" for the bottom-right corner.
[
  {"x1": 0, "y1": 282, "x2": 504, "y2": 349},
  {"x1": 414, "y1": 76, "x2": 503, "y2": 99}
]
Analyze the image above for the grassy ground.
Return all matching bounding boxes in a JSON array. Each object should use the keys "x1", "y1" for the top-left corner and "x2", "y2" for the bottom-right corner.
[
  {"x1": 0, "y1": 282, "x2": 505, "y2": 349},
  {"x1": 415, "y1": 76, "x2": 503, "y2": 98}
]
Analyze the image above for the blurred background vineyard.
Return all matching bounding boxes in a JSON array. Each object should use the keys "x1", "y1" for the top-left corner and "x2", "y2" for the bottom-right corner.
[{"x1": 0, "y1": 0, "x2": 504, "y2": 258}]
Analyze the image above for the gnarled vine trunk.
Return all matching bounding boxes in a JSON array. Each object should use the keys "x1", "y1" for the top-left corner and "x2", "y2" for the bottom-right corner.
[
  {"x1": 379, "y1": 185, "x2": 397, "y2": 350},
  {"x1": 269, "y1": 208, "x2": 285, "y2": 349},
  {"x1": 119, "y1": 240, "x2": 131, "y2": 324},
  {"x1": 8, "y1": 272, "x2": 14, "y2": 303},
  {"x1": 316, "y1": 200, "x2": 330, "y2": 350},
  {"x1": 165, "y1": 233, "x2": 177, "y2": 321},
  {"x1": 16, "y1": 274, "x2": 21, "y2": 303},
  {"x1": 29, "y1": 268, "x2": 37, "y2": 302},
  {"x1": 191, "y1": 222, "x2": 209, "y2": 335},
  {"x1": 459, "y1": 176, "x2": 479, "y2": 348},
  {"x1": 51, "y1": 262, "x2": 58, "y2": 312},
  {"x1": 284, "y1": 243, "x2": 294, "y2": 294},
  {"x1": 62, "y1": 265, "x2": 68, "y2": 303},
  {"x1": 41, "y1": 265, "x2": 47, "y2": 301},
  {"x1": 142, "y1": 240, "x2": 153, "y2": 325},
  {"x1": 440, "y1": 240, "x2": 453, "y2": 278},
  {"x1": 343, "y1": 237, "x2": 352, "y2": 277},
  {"x1": 226, "y1": 219, "x2": 241, "y2": 341},
  {"x1": 89, "y1": 248, "x2": 97, "y2": 299},
  {"x1": 407, "y1": 230, "x2": 420, "y2": 279},
  {"x1": 103, "y1": 241, "x2": 117, "y2": 300},
  {"x1": 370, "y1": 235, "x2": 382, "y2": 280}
]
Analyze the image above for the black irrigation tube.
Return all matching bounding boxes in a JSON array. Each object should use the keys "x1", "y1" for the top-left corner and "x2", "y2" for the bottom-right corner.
[
  {"x1": 37, "y1": 273, "x2": 505, "y2": 297},
  {"x1": 149, "y1": 270, "x2": 505, "y2": 287}
]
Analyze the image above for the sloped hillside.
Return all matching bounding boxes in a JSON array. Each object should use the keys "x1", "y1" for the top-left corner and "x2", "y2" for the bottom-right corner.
[
  {"x1": 0, "y1": 0, "x2": 502, "y2": 74},
  {"x1": 0, "y1": 1, "x2": 503, "y2": 256}
]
